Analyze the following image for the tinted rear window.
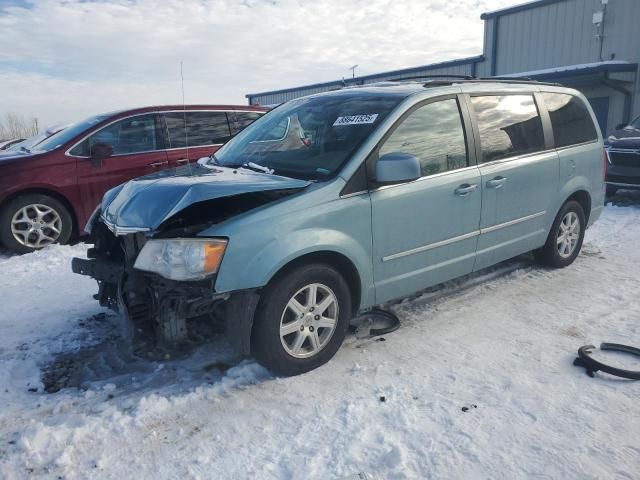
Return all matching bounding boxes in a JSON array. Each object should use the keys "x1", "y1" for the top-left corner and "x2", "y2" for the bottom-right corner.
[
  {"x1": 163, "y1": 111, "x2": 231, "y2": 148},
  {"x1": 471, "y1": 94, "x2": 545, "y2": 163},
  {"x1": 541, "y1": 93, "x2": 598, "y2": 148}
]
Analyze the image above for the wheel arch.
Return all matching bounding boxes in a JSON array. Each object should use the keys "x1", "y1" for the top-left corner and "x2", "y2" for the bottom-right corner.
[
  {"x1": 564, "y1": 189, "x2": 591, "y2": 224},
  {"x1": 265, "y1": 250, "x2": 362, "y2": 315},
  {"x1": 0, "y1": 187, "x2": 79, "y2": 236}
]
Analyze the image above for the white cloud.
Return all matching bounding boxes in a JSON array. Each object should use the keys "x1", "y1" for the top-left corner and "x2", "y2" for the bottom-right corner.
[{"x1": 0, "y1": 0, "x2": 516, "y2": 126}]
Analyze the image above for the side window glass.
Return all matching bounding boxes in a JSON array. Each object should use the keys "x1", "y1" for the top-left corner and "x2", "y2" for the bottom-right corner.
[
  {"x1": 471, "y1": 95, "x2": 545, "y2": 163},
  {"x1": 379, "y1": 98, "x2": 468, "y2": 177},
  {"x1": 229, "y1": 112, "x2": 263, "y2": 136},
  {"x1": 186, "y1": 112, "x2": 231, "y2": 146},
  {"x1": 163, "y1": 112, "x2": 187, "y2": 149},
  {"x1": 82, "y1": 114, "x2": 158, "y2": 156},
  {"x1": 541, "y1": 93, "x2": 598, "y2": 148}
]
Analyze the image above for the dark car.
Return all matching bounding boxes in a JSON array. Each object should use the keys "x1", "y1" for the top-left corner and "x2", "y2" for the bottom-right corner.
[
  {"x1": 0, "y1": 124, "x2": 68, "y2": 157},
  {"x1": 0, "y1": 105, "x2": 266, "y2": 253},
  {"x1": 605, "y1": 115, "x2": 640, "y2": 196}
]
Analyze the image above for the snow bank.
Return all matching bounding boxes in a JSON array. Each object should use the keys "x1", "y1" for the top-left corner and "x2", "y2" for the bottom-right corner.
[{"x1": 1, "y1": 200, "x2": 639, "y2": 479}]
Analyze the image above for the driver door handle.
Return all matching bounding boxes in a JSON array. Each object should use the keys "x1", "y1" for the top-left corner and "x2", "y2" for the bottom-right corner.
[
  {"x1": 455, "y1": 183, "x2": 478, "y2": 196},
  {"x1": 149, "y1": 160, "x2": 169, "y2": 168},
  {"x1": 486, "y1": 176, "x2": 507, "y2": 189}
]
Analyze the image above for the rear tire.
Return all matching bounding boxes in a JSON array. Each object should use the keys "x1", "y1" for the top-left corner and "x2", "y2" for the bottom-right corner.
[
  {"x1": 0, "y1": 194, "x2": 73, "y2": 254},
  {"x1": 534, "y1": 200, "x2": 585, "y2": 268},
  {"x1": 251, "y1": 263, "x2": 352, "y2": 376},
  {"x1": 605, "y1": 185, "x2": 618, "y2": 198}
]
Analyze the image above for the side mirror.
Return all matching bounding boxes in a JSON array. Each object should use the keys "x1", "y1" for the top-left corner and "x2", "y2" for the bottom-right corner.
[
  {"x1": 90, "y1": 143, "x2": 113, "y2": 167},
  {"x1": 375, "y1": 152, "x2": 421, "y2": 185},
  {"x1": 615, "y1": 123, "x2": 627, "y2": 130}
]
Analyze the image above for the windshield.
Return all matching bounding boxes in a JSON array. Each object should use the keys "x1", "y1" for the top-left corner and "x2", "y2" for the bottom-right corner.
[
  {"x1": 32, "y1": 113, "x2": 112, "y2": 153},
  {"x1": 630, "y1": 116, "x2": 640, "y2": 129},
  {"x1": 214, "y1": 94, "x2": 403, "y2": 180}
]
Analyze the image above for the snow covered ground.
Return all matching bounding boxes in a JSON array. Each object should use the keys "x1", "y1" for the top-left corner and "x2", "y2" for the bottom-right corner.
[{"x1": 1, "y1": 193, "x2": 639, "y2": 479}]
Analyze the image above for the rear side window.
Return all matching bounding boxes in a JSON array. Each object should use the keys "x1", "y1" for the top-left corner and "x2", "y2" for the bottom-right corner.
[
  {"x1": 541, "y1": 93, "x2": 598, "y2": 148},
  {"x1": 163, "y1": 111, "x2": 232, "y2": 148},
  {"x1": 229, "y1": 111, "x2": 263, "y2": 136},
  {"x1": 379, "y1": 98, "x2": 468, "y2": 177},
  {"x1": 471, "y1": 95, "x2": 545, "y2": 163}
]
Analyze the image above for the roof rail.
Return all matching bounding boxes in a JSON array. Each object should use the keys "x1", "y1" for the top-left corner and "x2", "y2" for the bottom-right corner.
[
  {"x1": 422, "y1": 78, "x2": 562, "y2": 87},
  {"x1": 390, "y1": 74, "x2": 474, "y2": 82}
]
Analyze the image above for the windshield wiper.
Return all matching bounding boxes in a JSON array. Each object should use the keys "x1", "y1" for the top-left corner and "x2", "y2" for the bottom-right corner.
[
  {"x1": 236, "y1": 162, "x2": 275, "y2": 175},
  {"x1": 20, "y1": 146, "x2": 31, "y2": 153}
]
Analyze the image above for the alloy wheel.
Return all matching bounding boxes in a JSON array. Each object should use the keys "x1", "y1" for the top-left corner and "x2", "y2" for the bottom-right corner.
[
  {"x1": 279, "y1": 283, "x2": 339, "y2": 359},
  {"x1": 556, "y1": 211, "x2": 580, "y2": 258},
  {"x1": 10, "y1": 203, "x2": 62, "y2": 249}
]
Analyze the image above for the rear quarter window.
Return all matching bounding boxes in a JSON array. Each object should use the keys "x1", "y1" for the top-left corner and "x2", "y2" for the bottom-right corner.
[{"x1": 541, "y1": 93, "x2": 598, "y2": 148}]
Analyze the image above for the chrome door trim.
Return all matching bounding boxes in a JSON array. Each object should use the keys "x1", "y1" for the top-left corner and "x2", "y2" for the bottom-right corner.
[
  {"x1": 480, "y1": 210, "x2": 546, "y2": 234},
  {"x1": 381, "y1": 210, "x2": 547, "y2": 262},
  {"x1": 382, "y1": 230, "x2": 480, "y2": 262}
]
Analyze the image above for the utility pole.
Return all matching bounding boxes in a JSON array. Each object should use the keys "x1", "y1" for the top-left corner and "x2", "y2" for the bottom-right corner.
[{"x1": 348, "y1": 64, "x2": 358, "y2": 80}]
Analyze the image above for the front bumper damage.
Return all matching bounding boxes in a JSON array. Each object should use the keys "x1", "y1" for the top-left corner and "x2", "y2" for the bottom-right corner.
[{"x1": 72, "y1": 223, "x2": 260, "y2": 355}]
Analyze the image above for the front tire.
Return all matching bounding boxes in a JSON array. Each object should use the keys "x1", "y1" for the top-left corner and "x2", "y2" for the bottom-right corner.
[
  {"x1": 535, "y1": 200, "x2": 585, "y2": 268},
  {"x1": 251, "y1": 263, "x2": 352, "y2": 376},
  {"x1": 0, "y1": 194, "x2": 73, "y2": 254}
]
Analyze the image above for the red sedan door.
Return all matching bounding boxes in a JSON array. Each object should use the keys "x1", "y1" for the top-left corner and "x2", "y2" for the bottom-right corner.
[{"x1": 72, "y1": 113, "x2": 168, "y2": 221}]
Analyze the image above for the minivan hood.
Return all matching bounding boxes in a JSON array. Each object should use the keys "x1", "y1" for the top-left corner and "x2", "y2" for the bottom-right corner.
[
  {"x1": 0, "y1": 149, "x2": 37, "y2": 161},
  {"x1": 101, "y1": 165, "x2": 311, "y2": 232}
]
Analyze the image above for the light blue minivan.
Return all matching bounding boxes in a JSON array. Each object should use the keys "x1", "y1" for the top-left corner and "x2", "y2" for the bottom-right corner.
[{"x1": 73, "y1": 80, "x2": 605, "y2": 375}]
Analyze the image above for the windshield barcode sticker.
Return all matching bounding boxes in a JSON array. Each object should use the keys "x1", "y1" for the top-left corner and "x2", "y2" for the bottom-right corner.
[{"x1": 333, "y1": 114, "x2": 379, "y2": 126}]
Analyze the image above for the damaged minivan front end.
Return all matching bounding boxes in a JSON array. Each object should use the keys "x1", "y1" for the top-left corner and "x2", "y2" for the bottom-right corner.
[{"x1": 73, "y1": 164, "x2": 310, "y2": 352}]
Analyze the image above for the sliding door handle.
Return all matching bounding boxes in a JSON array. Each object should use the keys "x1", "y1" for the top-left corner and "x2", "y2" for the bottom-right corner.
[
  {"x1": 486, "y1": 176, "x2": 507, "y2": 189},
  {"x1": 176, "y1": 158, "x2": 190, "y2": 165},
  {"x1": 149, "y1": 160, "x2": 169, "y2": 168},
  {"x1": 455, "y1": 183, "x2": 478, "y2": 196}
]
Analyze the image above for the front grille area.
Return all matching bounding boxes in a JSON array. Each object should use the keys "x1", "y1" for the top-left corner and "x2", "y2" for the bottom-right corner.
[{"x1": 609, "y1": 149, "x2": 640, "y2": 167}]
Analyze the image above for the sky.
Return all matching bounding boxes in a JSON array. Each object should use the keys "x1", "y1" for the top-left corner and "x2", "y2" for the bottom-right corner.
[{"x1": 0, "y1": 0, "x2": 518, "y2": 127}]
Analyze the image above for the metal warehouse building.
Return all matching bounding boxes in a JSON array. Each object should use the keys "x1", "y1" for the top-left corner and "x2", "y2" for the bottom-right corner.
[{"x1": 246, "y1": 0, "x2": 640, "y2": 135}]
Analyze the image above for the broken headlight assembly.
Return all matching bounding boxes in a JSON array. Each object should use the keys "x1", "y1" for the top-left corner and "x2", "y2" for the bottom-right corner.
[{"x1": 134, "y1": 238, "x2": 227, "y2": 281}]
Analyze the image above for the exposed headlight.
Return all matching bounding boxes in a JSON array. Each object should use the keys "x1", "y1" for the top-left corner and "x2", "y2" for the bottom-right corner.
[{"x1": 134, "y1": 238, "x2": 227, "y2": 281}]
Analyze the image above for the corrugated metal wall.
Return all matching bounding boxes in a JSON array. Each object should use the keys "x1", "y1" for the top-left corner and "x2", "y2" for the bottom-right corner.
[{"x1": 494, "y1": 0, "x2": 640, "y2": 75}]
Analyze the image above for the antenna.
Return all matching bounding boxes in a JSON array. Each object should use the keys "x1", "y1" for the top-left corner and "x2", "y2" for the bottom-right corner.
[{"x1": 180, "y1": 61, "x2": 191, "y2": 174}]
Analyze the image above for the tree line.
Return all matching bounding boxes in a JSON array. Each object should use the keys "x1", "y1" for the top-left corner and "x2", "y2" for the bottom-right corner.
[{"x1": 0, "y1": 113, "x2": 39, "y2": 140}]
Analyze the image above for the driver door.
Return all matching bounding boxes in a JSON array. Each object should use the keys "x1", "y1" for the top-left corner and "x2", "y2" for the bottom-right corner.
[{"x1": 73, "y1": 113, "x2": 168, "y2": 221}]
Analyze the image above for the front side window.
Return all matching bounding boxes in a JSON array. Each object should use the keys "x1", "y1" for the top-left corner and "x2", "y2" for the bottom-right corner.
[
  {"x1": 379, "y1": 98, "x2": 468, "y2": 177},
  {"x1": 163, "y1": 111, "x2": 232, "y2": 148},
  {"x1": 213, "y1": 94, "x2": 403, "y2": 180},
  {"x1": 541, "y1": 93, "x2": 598, "y2": 147},
  {"x1": 70, "y1": 114, "x2": 159, "y2": 156},
  {"x1": 471, "y1": 95, "x2": 545, "y2": 163}
]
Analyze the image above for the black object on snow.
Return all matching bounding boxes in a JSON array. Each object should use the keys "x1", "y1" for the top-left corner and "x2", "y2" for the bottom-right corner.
[
  {"x1": 350, "y1": 308, "x2": 400, "y2": 337},
  {"x1": 573, "y1": 343, "x2": 640, "y2": 379}
]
